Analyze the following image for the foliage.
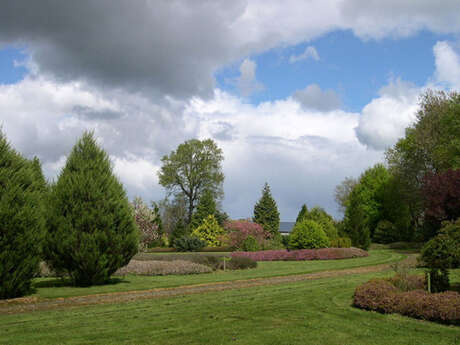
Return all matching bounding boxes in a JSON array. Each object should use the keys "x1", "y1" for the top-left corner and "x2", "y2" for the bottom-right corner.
[
  {"x1": 172, "y1": 235, "x2": 207, "y2": 252},
  {"x1": 303, "y1": 206, "x2": 338, "y2": 240},
  {"x1": 131, "y1": 197, "x2": 162, "y2": 251},
  {"x1": 386, "y1": 90, "x2": 460, "y2": 239},
  {"x1": 353, "y1": 278, "x2": 460, "y2": 325},
  {"x1": 295, "y1": 204, "x2": 308, "y2": 223},
  {"x1": 115, "y1": 259, "x2": 212, "y2": 275},
  {"x1": 157, "y1": 195, "x2": 188, "y2": 240},
  {"x1": 253, "y1": 183, "x2": 280, "y2": 238},
  {"x1": 420, "y1": 219, "x2": 460, "y2": 291},
  {"x1": 158, "y1": 138, "x2": 224, "y2": 225},
  {"x1": 223, "y1": 220, "x2": 271, "y2": 250},
  {"x1": 422, "y1": 169, "x2": 460, "y2": 235},
  {"x1": 191, "y1": 214, "x2": 225, "y2": 247},
  {"x1": 226, "y1": 256, "x2": 257, "y2": 270},
  {"x1": 44, "y1": 132, "x2": 138, "y2": 286},
  {"x1": 190, "y1": 189, "x2": 217, "y2": 230},
  {"x1": 373, "y1": 220, "x2": 397, "y2": 244},
  {"x1": 241, "y1": 235, "x2": 260, "y2": 251},
  {"x1": 289, "y1": 220, "x2": 330, "y2": 249},
  {"x1": 0, "y1": 134, "x2": 46, "y2": 299},
  {"x1": 329, "y1": 237, "x2": 352, "y2": 248},
  {"x1": 334, "y1": 177, "x2": 357, "y2": 214},
  {"x1": 231, "y1": 247, "x2": 368, "y2": 261}
]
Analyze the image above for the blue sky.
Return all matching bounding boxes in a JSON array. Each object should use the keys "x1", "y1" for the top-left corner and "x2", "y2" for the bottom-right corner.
[{"x1": 1, "y1": 1, "x2": 460, "y2": 220}]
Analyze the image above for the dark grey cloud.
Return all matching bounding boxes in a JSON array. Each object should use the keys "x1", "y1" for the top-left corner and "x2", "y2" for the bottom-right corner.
[
  {"x1": 0, "y1": 0, "x2": 247, "y2": 98},
  {"x1": 72, "y1": 106, "x2": 124, "y2": 121},
  {"x1": 211, "y1": 121, "x2": 235, "y2": 141},
  {"x1": 293, "y1": 84, "x2": 342, "y2": 111}
]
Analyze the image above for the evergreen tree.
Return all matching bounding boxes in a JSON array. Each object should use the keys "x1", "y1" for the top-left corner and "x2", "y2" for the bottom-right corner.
[
  {"x1": 191, "y1": 189, "x2": 217, "y2": 230},
  {"x1": 295, "y1": 204, "x2": 308, "y2": 224},
  {"x1": 0, "y1": 133, "x2": 45, "y2": 299},
  {"x1": 253, "y1": 183, "x2": 280, "y2": 238},
  {"x1": 45, "y1": 132, "x2": 138, "y2": 286}
]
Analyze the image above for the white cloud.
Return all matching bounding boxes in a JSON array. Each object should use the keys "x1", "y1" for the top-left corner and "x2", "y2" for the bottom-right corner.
[
  {"x1": 433, "y1": 41, "x2": 460, "y2": 88},
  {"x1": 236, "y1": 58, "x2": 264, "y2": 97},
  {"x1": 289, "y1": 46, "x2": 320, "y2": 63},
  {"x1": 293, "y1": 84, "x2": 341, "y2": 111}
]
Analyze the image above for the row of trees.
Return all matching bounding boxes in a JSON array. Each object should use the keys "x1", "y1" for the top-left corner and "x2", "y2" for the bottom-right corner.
[{"x1": 1, "y1": 132, "x2": 139, "y2": 298}]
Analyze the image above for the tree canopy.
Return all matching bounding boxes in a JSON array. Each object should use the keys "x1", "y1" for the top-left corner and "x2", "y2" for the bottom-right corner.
[{"x1": 158, "y1": 138, "x2": 224, "y2": 226}]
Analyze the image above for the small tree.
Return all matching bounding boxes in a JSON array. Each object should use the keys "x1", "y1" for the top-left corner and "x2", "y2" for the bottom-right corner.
[
  {"x1": 191, "y1": 214, "x2": 225, "y2": 247},
  {"x1": 0, "y1": 133, "x2": 46, "y2": 299},
  {"x1": 45, "y1": 132, "x2": 138, "y2": 286},
  {"x1": 289, "y1": 220, "x2": 330, "y2": 249},
  {"x1": 224, "y1": 220, "x2": 271, "y2": 250},
  {"x1": 191, "y1": 189, "x2": 217, "y2": 230},
  {"x1": 295, "y1": 204, "x2": 308, "y2": 224},
  {"x1": 253, "y1": 183, "x2": 280, "y2": 238},
  {"x1": 131, "y1": 197, "x2": 162, "y2": 251},
  {"x1": 304, "y1": 206, "x2": 338, "y2": 240}
]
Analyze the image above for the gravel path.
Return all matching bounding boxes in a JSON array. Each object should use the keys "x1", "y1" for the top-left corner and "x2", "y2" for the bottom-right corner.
[{"x1": 0, "y1": 257, "x2": 414, "y2": 315}]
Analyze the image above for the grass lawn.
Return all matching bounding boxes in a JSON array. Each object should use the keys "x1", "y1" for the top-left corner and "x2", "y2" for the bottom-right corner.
[
  {"x1": 32, "y1": 249, "x2": 404, "y2": 299},
  {"x1": 1, "y1": 269, "x2": 459, "y2": 345}
]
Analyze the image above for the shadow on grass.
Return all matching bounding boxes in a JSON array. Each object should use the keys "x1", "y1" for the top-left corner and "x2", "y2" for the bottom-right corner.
[
  {"x1": 450, "y1": 282, "x2": 460, "y2": 293},
  {"x1": 33, "y1": 277, "x2": 129, "y2": 289}
]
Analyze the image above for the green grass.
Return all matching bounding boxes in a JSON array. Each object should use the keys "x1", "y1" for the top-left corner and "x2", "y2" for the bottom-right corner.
[
  {"x1": 2, "y1": 269, "x2": 459, "y2": 345},
  {"x1": 33, "y1": 249, "x2": 404, "y2": 299}
]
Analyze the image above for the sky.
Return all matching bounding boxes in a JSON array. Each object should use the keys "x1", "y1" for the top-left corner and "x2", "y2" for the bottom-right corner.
[{"x1": 1, "y1": 1, "x2": 460, "y2": 220}]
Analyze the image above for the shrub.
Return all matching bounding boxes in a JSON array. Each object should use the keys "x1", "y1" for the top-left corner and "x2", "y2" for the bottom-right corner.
[
  {"x1": 420, "y1": 219, "x2": 460, "y2": 291},
  {"x1": 44, "y1": 132, "x2": 138, "y2": 286},
  {"x1": 226, "y1": 256, "x2": 257, "y2": 270},
  {"x1": 115, "y1": 260, "x2": 212, "y2": 275},
  {"x1": 173, "y1": 235, "x2": 207, "y2": 252},
  {"x1": 289, "y1": 220, "x2": 330, "y2": 249},
  {"x1": 241, "y1": 235, "x2": 260, "y2": 251},
  {"x1": 354, "y1": 278, "x2": 460, "y2": 325},
  {"x1": 131, "y1": 197, "x2": 162, "y2": 251},
  {"x1": 329, "y1": 237, "x2": 352, "y2": 248},
  {"x1": 231, "y1": 247, "x2": 368, "y2": 261},
  {"x1": 304, "y1": 206, "x2": 338, "y2": 240},
  {"x1": 191, "y1": 215, "x2": 225, "y2": 247},
  {"x1": 373, "y1": 220, "x2": 397, "y2": 244},
  {"x1": 224, "y1": 220, "x2": 271, "y2": 250},
  {"x1": 0, "y1": 133, "x2": 46, "y2": 299}
]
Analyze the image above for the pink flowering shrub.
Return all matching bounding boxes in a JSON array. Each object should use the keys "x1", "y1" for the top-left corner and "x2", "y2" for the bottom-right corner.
[
  {"x1": 231, "y1": 247, "x2": 368, "y2": 261},
  {"x1": 223, "y1": 220, "x2": 271, "y2": 250}
]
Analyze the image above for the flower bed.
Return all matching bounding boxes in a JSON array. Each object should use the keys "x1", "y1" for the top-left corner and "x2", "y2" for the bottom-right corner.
[
  {"x1": 230, "y1": 247, "x2": 368, "y2": 261},
  {"x1": 114, "y1": 260, "x2": 212, "y2": 276},
  {"x1": 353, "y1": 278, "x2": 460, "y2": 325}
]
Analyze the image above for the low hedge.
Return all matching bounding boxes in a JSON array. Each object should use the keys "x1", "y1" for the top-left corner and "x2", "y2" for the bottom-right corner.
[
  {"x1": 114, "y1": 260, "x2": 212, "y2": 276},
  {"x1": 353, "y1": 278, "x2": 460, "y2": 325},
  {"x1": 231, "y1": 247, "x2": 368, "y2": 261}
]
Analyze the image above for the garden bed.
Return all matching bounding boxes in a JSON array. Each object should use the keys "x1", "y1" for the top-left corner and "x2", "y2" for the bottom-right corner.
[
  {"x1": 231, "y1": 247, "x2": 368, "y2": 261},
  {"x1": 353, "y1": 277, "x2": 460, "y2": 325}
]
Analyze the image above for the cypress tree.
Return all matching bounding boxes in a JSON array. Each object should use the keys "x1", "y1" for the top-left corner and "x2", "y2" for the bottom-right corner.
[
  {"x1": 191, "y1": 189, "x2": 217, "y2": 230},
  {"x1": 45, "y1": 132, "x2": 138, "y2": 286},
  {"x1": 253, "y1": 183, "x2": 280, "y2": 238},
  {"x1": 295, "y1": 204, "x2": 308, "y2": 224},
  {"x1": 0, "y1": 133, "x2": 45, "y2": 299}
]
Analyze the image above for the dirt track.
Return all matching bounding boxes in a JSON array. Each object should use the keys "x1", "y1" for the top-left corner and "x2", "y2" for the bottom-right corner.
[{"x1": 0, "y1": 259, "x2": 409, "y2": 315}]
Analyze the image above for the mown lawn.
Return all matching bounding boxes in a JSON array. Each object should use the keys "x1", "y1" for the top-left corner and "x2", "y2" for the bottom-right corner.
[
  {"x1": 2, "y1": 269, "x2": 459, "y2": 345},
  {"x1": 33, "y1": 249, "x2": 404, "y2": 299}
]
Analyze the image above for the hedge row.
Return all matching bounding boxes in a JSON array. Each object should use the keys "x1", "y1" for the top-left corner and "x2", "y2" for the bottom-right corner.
[
  {"x1": 353, "y1": 278, "x2": 460, "y2": 325},
  {"x1": 231, "y1": 247, "x2": 368, "y2": 261}
]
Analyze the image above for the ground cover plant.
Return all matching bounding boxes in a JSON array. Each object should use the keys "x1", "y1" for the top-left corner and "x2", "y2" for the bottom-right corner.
[
  {"x1": 231, "y1": 247, "x2": 368, "y2": 261},
  {"x1": 115, "y1": 260, "x2": 212, "y2": 276},
  {"x1": 31, "y1": 249, "x2": 402, "y2": 299},
  {"x1": 1, "y1": 269, "x2": 459, "y2": 345}
]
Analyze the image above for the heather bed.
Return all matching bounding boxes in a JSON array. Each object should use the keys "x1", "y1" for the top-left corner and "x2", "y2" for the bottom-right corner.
[{"x1": 231, "y1": 247, "x2": 368, "y2": 261}]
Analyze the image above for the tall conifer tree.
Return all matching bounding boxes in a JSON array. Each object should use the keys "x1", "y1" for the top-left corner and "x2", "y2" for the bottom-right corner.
[
  {"x1": 253, "y1": 183, "x2": 280, "y2": 238},
  {"x1": 45, "y1": 132, "x2": 138, "y2": 286},
  {"x1": 0, "y1": 132, "x2": 45, "y2": 299}
]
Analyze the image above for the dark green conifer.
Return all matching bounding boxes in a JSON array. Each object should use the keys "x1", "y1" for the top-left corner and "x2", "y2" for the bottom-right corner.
[
  {"x1": 0, "y1": 133, "x2": 45, "y2": 299},
  {"x1": 45, "y1": 132, "x2": 138, "y2": 286},
  {"x1": 253, "y1": 183, "x2": 280, "y2": 238},
  {"x1": 191, "y1": 189, "x2": 217, "y2": 230},
  {"x1": 295, "y1": 204, "x2": 308, "y2": 224}
]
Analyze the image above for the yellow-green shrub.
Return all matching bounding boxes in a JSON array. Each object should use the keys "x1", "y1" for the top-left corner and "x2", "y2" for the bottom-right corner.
[{"x1": 191, "y1": 215, "x2": 226, "y2": 247}]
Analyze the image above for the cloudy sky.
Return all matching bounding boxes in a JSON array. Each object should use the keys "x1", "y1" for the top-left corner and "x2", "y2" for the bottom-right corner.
[{"x1": 1, "y1": 1, "x2": 460, "y2": 220}]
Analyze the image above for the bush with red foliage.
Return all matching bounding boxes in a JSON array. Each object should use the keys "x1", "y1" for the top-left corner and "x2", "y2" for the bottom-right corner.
[
  {"x1": 422, "y1": 169, "x2": 460, "y2": 232},
  {"x1": 223, "y1": 220, "x2": 271, "y2": 250},
  {"x1": 354, "y1": 278, "x2": 460, "y2": 325},
  {"x1": 231, "y1": 247, "x2": 368, "y2": 261}
]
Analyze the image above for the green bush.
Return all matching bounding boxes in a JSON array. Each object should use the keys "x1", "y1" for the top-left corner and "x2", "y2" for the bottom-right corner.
[
  {"x1": 329, "y1": 237, "x2": 352, "y2": 248},
  {"x1": 172, "y1": 235, "x2": 207, "y2": 252},
  {"x1": 191, "y1": 214, "x2": 225, "y2": 247},
  {"x1": 289, "y1": 220, "x2": 330, "y2": 249},
  {"x1": 241, "y1": 235, "x2": 260, "y2": 251},
  {"x1": 373, "y1": 220, "x2": 397, "y2": 244},
  {"x1": 44, "y1": 132, "x2": 138, "y2": 287},
  {"x1": 227, "y1": 256, "x2": 257, "y2": 270},
  {"x1": 0, "y1": 133, "x2": 46, "y2": 299}
]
